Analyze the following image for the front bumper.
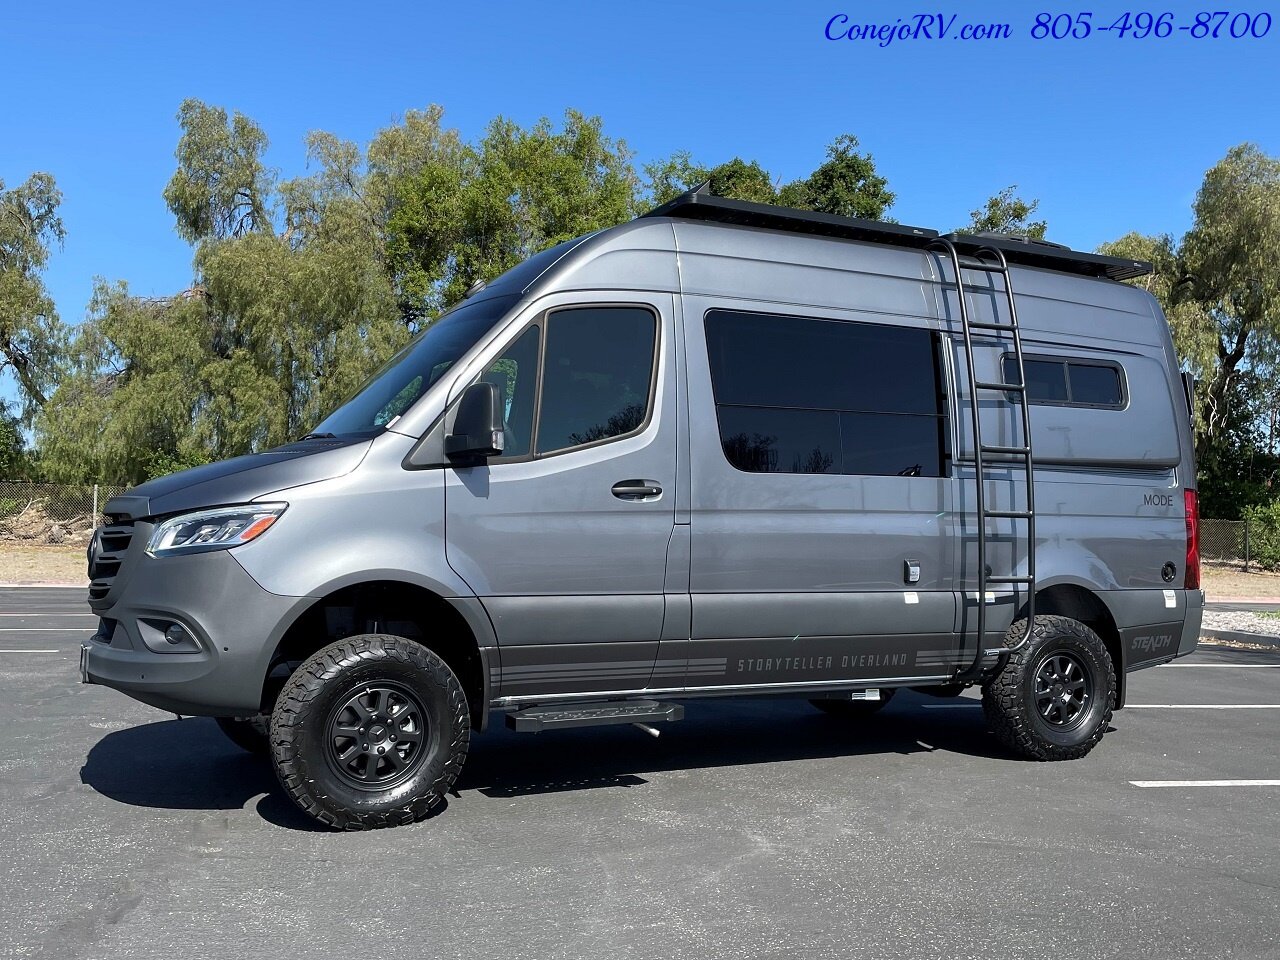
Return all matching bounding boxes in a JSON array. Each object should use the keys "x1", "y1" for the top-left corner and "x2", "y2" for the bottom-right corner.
[{"x1": 81, "y1": 547, "x2": 308, "y2": 716}]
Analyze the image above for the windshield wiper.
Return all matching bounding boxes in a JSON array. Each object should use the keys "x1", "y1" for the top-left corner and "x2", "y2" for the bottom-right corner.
[{"x1": 298, "y1": 432, "x2": 338, "y2": 441}]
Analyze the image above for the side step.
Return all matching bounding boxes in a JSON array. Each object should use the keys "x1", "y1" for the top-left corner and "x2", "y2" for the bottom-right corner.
[{"x1": 506, "y1": 700, "x2": 684, "y2": 734}]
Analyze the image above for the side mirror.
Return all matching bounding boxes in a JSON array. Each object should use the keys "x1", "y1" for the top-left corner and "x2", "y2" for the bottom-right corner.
[{"x1": 444, "y1": 381, "x2": 506, "y2": 461}]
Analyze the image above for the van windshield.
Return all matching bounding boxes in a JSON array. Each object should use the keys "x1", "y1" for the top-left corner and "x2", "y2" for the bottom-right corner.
[{"x1": 309, "y1": 295, "x2": 517, "y2": 437}]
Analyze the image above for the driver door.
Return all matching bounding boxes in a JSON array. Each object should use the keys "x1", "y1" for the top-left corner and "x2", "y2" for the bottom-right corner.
[{"x1": 443, "y1": 294, "x2": 679, "y2": 697}]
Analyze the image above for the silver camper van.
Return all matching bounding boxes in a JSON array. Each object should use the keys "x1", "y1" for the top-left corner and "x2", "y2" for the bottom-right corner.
[{"x1": 81, "y1": 187, "x2": 1204, "y2": 830}]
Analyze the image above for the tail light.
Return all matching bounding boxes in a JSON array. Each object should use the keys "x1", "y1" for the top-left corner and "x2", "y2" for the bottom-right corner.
[{"x1": 1184, "y1": 489, "x2": 1200, "y2": 589}]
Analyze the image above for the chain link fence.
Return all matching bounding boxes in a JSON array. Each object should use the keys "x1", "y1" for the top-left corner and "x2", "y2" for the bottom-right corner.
[
  {"x1": 1198, "y1": 518, "x2": 1252, "y2": 568},
  {"x1": 0, "y1": 481, "x2": 128, "y2": 545}
]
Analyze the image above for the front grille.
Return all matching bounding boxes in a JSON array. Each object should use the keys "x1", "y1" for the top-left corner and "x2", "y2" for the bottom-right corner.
[{"x1": 88, "y1": 518, "x2": 136, "y2": 602}]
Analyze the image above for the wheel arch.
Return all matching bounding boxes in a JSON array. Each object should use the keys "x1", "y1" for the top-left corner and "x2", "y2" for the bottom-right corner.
[
  {"x1": 261, "y1": 577, "x2": 495, "y2": 729},
  {"x1": 1020, "y1": 581, "x2": 1127, "y2": 708}
]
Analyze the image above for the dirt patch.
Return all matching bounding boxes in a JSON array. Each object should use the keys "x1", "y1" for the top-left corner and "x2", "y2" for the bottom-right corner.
[
  {"x1": 0, "y1": 544, "x2": 88, "y2": 584},
  {"x1": 1201, "y1": 560, "x2": 1280, "y2": 600},
  {"x1": 0, "y1": 499, "x2": 96, "y2": 546}
]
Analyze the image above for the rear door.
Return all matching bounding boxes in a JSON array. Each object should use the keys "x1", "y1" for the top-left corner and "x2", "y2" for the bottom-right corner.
[{"x1": 444, "y1": 294, "x2": 678, "y2": 696}]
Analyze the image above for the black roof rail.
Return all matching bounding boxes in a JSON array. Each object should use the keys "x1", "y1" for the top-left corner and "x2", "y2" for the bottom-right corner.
[{"x1": 641, "y1": 184, "x2": 1152, "y2": 282}]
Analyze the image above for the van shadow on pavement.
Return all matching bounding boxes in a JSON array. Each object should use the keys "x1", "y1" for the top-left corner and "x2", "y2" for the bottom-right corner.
[{"x1": 79, "y1": 694, "x2": 1008, "y2": 830}]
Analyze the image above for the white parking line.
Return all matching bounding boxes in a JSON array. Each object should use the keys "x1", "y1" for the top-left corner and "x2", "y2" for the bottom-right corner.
[
  {"x1": 0, "y1": 613, "x2": 96, "y2": 617},
  {"x1": 0, "y1": 650, "x2": 60, "y2": 654},
  {"x1": 921, "y1": 702, "x2": 1280, "y2": 711},
  {"x1": 1124, "y1": 704, "x2": 1280, "y2": 709},
  {"x1": 1131, "y1": 780, "x2": 1280, "y2": 788},
  {"x1": 0, "y1": 628, "x2": 89, "y2": 633},
  {"x1": 1168, "y1": 664, "x2": 1280, "y2": 668}
]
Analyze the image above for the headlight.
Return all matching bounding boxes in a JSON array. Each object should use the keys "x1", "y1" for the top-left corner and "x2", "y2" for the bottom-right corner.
[{"x1": 146, "y1": 503, "x2": 288, "y2": 557}]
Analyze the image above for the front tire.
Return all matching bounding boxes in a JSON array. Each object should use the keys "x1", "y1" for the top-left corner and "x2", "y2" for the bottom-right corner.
[
  {"x1": 270, "y1": 634, "x2": 470, "y2": 830},
  {"x1": 982, "y1": 615, "x2": 1115, "y2": 761}
]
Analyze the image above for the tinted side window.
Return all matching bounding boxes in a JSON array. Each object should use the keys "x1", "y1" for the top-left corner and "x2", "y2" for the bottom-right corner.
[
  {"x1": 1013, "y1": 359, "x2": 1069, "y2": 403},
  {"x1": 536, "y1": 307, "x2": 657, "y2": 454},
  {"x1": 1002, "y1": 356, "x2": 1124, "y2": 407},
  {"x1": 706, "y1": 310, "x2": 945, "y2": 478},
  {"x1": 1067, "y1": 362, "x2": 1123, "y2": 406}
]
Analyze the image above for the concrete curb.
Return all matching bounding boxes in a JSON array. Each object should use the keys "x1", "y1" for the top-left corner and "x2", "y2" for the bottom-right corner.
[
  {"x1": 1205, "y1": 596, "x2": 1280, "y2": 604},
  {"x1": 1199, "y1": 628, "x2": 1280, "y2": 649}
]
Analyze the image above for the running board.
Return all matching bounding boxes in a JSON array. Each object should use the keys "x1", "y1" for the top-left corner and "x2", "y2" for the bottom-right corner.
[{"x1": 506, "y1": 700, "x2": 684, "y2": 733}]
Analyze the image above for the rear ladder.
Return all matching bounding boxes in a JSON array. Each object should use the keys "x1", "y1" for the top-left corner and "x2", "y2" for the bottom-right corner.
[{"x1": 930, "y1": 239, "x2": 1037, "y2": 680}]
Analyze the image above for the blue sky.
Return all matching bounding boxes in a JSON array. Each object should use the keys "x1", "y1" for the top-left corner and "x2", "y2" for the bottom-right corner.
[{"x1": 2, "y1": 0, "x2": 1278, "y2": 404}]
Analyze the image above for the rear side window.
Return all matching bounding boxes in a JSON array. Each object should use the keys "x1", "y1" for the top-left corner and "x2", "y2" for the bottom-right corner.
[
  {"x1": 705, "y1": 310, "x2": 946, "y2": 477},
  {"x1": 1002, "y1": 356, "x2": 1124, "y2": 408}
]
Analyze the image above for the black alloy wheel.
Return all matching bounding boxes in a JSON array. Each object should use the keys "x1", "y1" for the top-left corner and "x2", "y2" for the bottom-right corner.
[
  {"x1": 324, "y1": 682, "x2": 430, "y2": 790},
  {"x1": 1032, "y1": 651, "x2": 1093, "y2": 730}
]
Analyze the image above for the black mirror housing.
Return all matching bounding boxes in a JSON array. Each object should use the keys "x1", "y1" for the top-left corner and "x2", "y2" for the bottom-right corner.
[{"x1": 445, "y1": 381, "x2": 506, "y2": 461}]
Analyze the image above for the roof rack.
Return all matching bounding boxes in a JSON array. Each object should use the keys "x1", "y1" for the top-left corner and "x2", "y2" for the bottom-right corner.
[{"x1": 641, "y1": 183, "x2": 1151, "y2": 282}]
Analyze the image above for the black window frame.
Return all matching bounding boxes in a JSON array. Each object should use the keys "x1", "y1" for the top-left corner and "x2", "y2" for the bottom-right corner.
[
  {"x1": 703, "y1": 308, "x2": 950, "y2": 479},
  {"x1": 1001, "y1": 352, "x2": 1127, "y2": 410},
  {"x1": 478, "y1": 302, "x2": 663, "y2": 464}
]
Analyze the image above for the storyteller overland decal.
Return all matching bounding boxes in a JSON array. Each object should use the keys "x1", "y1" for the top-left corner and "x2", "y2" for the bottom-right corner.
[{"x1": 735, "y1": 653, "x2": 911, "y2": 674}]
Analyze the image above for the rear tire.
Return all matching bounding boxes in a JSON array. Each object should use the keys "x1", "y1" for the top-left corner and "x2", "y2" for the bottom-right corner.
[
  {"x1": 270, "y1": 634, "x2": 470, "y2": 830},
  {"x1": 810, "y1": 688, "x2": 896, "y2": 717},
  {"x1": 982, "y1": 615, "x2": 1115, "y2": 761},
  {"x1": 215, "y1": 714, "x2": 270, "y2": 755}
]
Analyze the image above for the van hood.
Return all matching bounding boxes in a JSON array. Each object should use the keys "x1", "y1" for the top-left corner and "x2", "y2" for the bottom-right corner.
[{"x1": 103, "y1": 437, "x2": 372, "y2": 521}]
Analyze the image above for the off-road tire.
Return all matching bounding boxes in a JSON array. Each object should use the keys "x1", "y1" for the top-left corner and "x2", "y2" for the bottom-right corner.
[
  {"x1": 215, "y1": 714, "x2": 270, "y2": 754},
  {"x1": 982, "y1": 615, "x2": 1115, "y2": 761},
  {"x1": 810, "y1": 688, "x2": 896, "y2": 717},
  {"x1": 270, "y1": 634, "x2": 470, "y2": 830}
]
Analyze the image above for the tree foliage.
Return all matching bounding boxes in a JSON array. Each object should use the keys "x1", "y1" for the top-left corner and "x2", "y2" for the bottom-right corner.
[
  {"x1": 645, "y1": 134, "x2": 895, "y2": 220},
  {"x1": 0, "y1": 402, "x2": 29, "y2": 478},
  {"x1": 163, "y1": 99, "x2": 275, "y2": 243},
  {"x1": 1101, "y1": 144, "x2": 1280, "y2": 472},
  {"x1": 963, "y1": 186, "x2": 1047, "y2": 239},
  {"x1": 0, "y1": 172, "x2": 67, "y2": 417},
  {"x1": 385, "y1": 109, "x2": 638, "y2": 323},
  {"x1": 38, "y1": 102, "x2": 408, "y2": 483}
]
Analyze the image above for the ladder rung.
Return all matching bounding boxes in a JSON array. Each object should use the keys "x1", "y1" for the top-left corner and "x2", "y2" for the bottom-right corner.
[
  {"x1": 975, "y1": 380, "x2": 1022, "y2": 392},
  {"x1": 966, "y1": 320, "x2": 1013, "y2": 331},
  {"x1": 981, "y1": 444, "x2": 1031, "y2": 455},
  {"x1": 958, "y1": 256, "x2": 1008, "y2": 273},
  {"x1": 984, "y1": 510, "x2": 1032, "y2": 519},
  {"x1": 986, "y1": 576, "x2": 1035, "y2": 584}
]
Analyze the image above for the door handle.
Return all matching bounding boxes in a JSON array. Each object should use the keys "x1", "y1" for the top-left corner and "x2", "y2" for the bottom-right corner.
[{"x1": 611, "y1": 479, "x2": 663, "y2": 501}]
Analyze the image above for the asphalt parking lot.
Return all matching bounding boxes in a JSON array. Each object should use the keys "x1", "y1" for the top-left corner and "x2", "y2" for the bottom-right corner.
[{"x1": 1, "y1": 586, "x2": 1277, "y2": 960}]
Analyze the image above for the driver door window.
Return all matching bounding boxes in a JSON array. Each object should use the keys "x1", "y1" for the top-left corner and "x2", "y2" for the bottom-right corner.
[{"x1": 476, "y1": 306, "x2": 658, "y2": 461}]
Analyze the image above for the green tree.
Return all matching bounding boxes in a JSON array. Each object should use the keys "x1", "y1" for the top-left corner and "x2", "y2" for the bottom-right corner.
[
  {"x1": 778, "y1": 135, "x2": 895, "y2": 219},
  {"x1": 385, "y1": 108, "x2": 638, "y2": 323},
  {"x1": 963, "y1": 186, "x2": 1047, "y2": 239},
  {"x1": 1100, "y1": 144, "x2": 1280, "y2": 464},
  {"x1": 1195, "y1": 371, "x2": 1280, "y2": 519},
  {"x1": 38, "y1": 101, "x2": 408, "y2": 483},
  {"x1": 162, "y1": 99, "x2": 275, "y2": 243},
  {"x1": 645, "y1": 134, "x2": 894, "y2": 220},
  {"x1": 0, "y1": 172, "x2": 67, "y2": 417},
  {"x1": 0, "y1": 402, "x2": 29, "y2": 478},
  {"x1": 644, "y1": 150, "x2": 710, "y2": 206}
]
